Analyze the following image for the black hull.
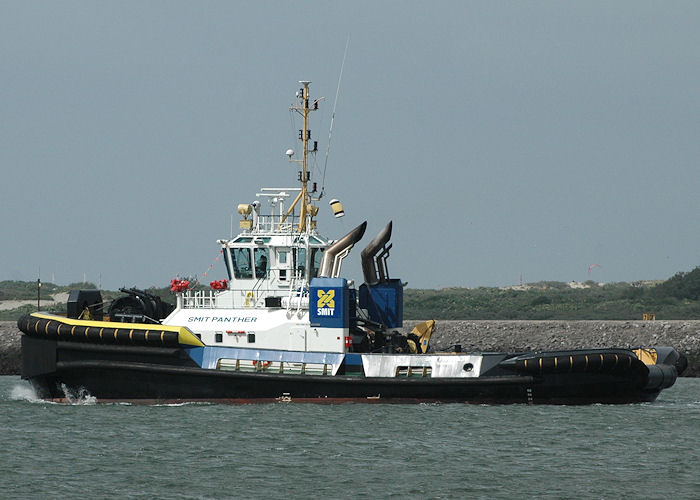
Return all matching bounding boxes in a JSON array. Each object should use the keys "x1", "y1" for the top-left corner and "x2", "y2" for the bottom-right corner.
[{"x1": 22, "y1": 336, "x2": 666, "y2": 404}]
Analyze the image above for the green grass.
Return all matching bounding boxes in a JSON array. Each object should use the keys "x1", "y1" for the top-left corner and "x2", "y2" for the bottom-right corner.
[{"x1": 404, "y1": 272, "x2": 700, "y2": 320}]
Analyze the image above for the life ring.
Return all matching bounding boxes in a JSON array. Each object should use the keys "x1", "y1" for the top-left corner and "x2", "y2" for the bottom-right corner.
[
  {"x1": 245, "y1": 291, "x2": 255, "y2": 307},
  {"x1": 252, "y1": 360, "x2": 271, "y2": 368}
]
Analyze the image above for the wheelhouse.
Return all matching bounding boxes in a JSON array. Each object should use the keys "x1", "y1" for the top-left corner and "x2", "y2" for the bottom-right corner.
[{"x1": 221, "y1": 234, "x2": 328, "y2": 291}]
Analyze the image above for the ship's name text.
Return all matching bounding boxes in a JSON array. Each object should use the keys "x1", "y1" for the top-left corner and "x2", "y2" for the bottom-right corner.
[{"x1": 187, "y1": 316, "x2": 257, "y2": 323}]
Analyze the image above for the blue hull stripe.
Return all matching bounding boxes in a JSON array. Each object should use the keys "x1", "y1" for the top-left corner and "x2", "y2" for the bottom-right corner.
[{"x1": 185, "y1": 346, "x2": 345, "y2": 370}]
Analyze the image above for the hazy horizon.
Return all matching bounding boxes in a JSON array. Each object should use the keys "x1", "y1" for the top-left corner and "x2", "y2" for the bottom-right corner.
[{"x1": 0, "y1": 272, "x2": 678, "y2": 292}]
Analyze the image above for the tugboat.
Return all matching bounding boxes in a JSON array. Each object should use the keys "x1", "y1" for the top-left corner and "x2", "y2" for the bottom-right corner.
[{"x1": 19, "y1": 81, "x2": 682, "y2": 404}]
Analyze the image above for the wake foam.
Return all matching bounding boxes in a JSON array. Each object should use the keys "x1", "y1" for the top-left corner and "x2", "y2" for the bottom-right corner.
[
  {"x1": 60, "y1": 383, "x2": 97, "y2": 405},
  {"x1": 9, "y1": 383, "x2": 41, "y2": 402}
]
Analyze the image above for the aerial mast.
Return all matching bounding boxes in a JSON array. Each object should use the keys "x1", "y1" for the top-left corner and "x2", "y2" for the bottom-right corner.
[
  {"x1": 281, "y1": 80, "x2": 319, "y2": 232},
  {"x1": 299, "y1": 81, "x2": 311, "y2": 232}
]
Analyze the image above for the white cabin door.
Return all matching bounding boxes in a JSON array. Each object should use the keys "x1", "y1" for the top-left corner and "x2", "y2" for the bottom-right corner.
[{"x1": 289, "y1": 327, "x2": 306, "y2": 351}]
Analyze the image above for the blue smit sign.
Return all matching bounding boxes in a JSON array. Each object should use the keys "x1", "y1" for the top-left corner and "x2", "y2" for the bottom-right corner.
[{"x1": 310, "y1": 277, "x2": 349, "y2": 328}]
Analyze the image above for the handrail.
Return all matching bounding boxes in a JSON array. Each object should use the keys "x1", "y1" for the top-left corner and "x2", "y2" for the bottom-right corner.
[
  {"x1": 180, "y1": 280, "x2": 311, "y2": 310},
  {"x1": 285, "y1": 276, "x2": 297, "y2": 314},
  {"x1": 253, "y1": 215, "x2": 298, "y2": 233},
  {"x1": 181, "y1": 290, "x2": 217, "y2": 309}
]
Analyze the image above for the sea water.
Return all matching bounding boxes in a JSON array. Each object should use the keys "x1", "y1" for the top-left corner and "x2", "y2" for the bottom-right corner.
[{"x1": 1, "y1": 376, "x2": 698, "y2": 499}]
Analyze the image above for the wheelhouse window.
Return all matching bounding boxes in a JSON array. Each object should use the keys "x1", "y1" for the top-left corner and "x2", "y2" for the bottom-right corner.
[
  {"x1": 254, "y1": 248, "x2": 269, "y2": 279},
  {"x1": 277, "y1": 250, "x2": 288, "y2": 281},
  {"x1": 294, "y1": 247, "x2": 324, "y2": 278},
  {"x1": 230, "y1": 248, "x2": 253, "y2": 279},
  {"x1": 223, "y1": 248, "x2": 232, "y2": 279},
  {"x1": 311, "y1": 248, "x2": 323, "y2": 278},
  {"x1": 295, "y1": 248, "x2": 306, "y2": 276}
]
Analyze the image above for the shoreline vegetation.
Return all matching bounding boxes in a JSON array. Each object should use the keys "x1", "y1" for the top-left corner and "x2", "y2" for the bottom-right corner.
[{"x1": 1, "y1": 266, "x2": 698, "y2": 321}]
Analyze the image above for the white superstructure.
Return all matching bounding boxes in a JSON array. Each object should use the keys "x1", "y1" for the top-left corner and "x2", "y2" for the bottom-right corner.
[{"x1": 162, "y1": 81, "x2": 350, "y2": 354}]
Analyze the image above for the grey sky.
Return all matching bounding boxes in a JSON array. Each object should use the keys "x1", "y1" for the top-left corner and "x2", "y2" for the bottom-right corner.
[{"x1": 1, "y1": 1, "x2": 698, "y2": 290}]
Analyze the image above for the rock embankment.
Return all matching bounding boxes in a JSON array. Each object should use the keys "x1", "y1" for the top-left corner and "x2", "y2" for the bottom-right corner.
[
  {"x1": 404, "y1": 320, "x2": 699, "y2": 376},
  {"x1": 2, "y1": 320, "x2": 698, "y2": 376},
  {"x1": 0, "y1": 321, "x2": 22, "y2": 375}
]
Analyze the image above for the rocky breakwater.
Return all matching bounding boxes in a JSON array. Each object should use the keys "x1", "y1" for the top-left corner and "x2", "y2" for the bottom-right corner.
[
  {"x1": 0, "y1": 321, "x2": 22, "y2": 375},
  {"x1": 404, "y1": 319, "x2": 700, "y2": 377}
]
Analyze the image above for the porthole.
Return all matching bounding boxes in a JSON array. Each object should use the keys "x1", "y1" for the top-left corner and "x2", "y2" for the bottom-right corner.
[{"x1": 463, "y1": 363, "x2": 474, "y2": 372}]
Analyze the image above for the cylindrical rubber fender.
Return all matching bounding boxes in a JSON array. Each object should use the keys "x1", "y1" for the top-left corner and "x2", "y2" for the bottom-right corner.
[
  {"x1": 500, "y1": 350, "x2": 641, "y2": 375},
  {"x1": 17, "y1": 315, "x2": 180, "y2": 347},
  {"x1": 645, "y1": 364, "x2": 677, "y2": 391}
]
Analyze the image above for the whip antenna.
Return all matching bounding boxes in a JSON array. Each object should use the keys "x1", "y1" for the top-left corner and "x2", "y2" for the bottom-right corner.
[{"x1": 318, "y1": 36, "x2": 349, "y2": 200}]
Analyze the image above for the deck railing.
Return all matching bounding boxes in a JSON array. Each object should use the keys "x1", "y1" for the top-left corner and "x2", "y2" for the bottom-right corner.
[
  {"x1": 179, "y1": 279, "x2": 308, "y2": 310},
  {"x1": 181, "y1": 290, "x2": 217, "y2": 309}
]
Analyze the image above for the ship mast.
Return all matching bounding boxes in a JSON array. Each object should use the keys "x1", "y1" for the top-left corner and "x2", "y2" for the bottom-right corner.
[{"x1": 281, "y1": 81, "x2": 318, "y2": 232}]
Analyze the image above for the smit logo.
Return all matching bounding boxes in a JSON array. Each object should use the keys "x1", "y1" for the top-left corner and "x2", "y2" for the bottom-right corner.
[{"x1": 316, "y1": 289, "x2": 335, "y2": 316}]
